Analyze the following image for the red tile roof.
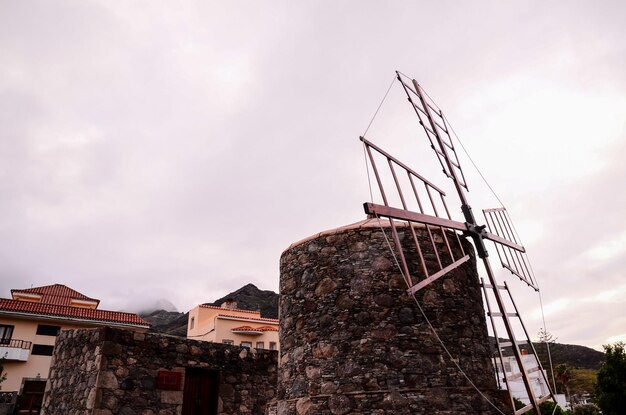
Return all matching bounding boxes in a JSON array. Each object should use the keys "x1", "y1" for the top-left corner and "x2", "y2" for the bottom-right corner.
[
  {"x1": 255, "y1": 325, "x2": 278, "y2": 332},
  {"x1": 0, "y1": 299, "x2": 150, "y2": 328},
  {"x1": 11, "y1": 284, "x2": 99, "y2": 306}
]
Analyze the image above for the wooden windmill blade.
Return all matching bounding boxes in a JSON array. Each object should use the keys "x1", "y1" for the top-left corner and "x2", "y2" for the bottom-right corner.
[
  {"x1": 483, "y1": 207, "x2": 539, "y2": 290},
  {"x1": 360, "y1": 137, "x2": 471, "y2": 293},
  {"x1": 396, "y1": 71, "x2": 539, "y2": 286},
  {"x1": 396, "y1": 71, "x2": 469, "y2": 192},
  {"x1": 361, "y1": 72, "x2": 557, "y2": 414}
]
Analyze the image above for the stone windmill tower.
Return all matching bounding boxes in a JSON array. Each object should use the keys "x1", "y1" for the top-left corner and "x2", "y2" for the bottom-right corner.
[{"x1": 275, "y1": 72, "x2": 555, "y2": 415}]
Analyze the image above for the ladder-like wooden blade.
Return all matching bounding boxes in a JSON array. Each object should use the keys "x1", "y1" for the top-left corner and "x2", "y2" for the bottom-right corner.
[
  {"x1": 361, "y1": 137, "x2": 468, "y2": 292},
  {"x1": 396, "y1": 72, "x2": 469, "y2": 192},
  {"x1": 482, "y1": 280, "x2": 557, "y2": 413},
  {"x1": 483, "y1": 207, "x2": 538, "y2": 290},
  {"x1": 515, "y1": 394, "x2": 555, "y2": 415},
  {"x1": 407, "y1": 255, "x2": 470, "y2": 294}
]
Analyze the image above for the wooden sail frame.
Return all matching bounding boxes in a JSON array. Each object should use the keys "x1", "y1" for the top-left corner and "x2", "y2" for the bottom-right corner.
[{"x1": 361, "y1": 71, "x2": 556, "y2": 414}]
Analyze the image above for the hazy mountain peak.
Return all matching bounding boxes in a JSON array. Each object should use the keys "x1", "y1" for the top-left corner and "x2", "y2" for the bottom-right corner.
[{"x1": 136, "y1": 298, "x2": 178, "y2": 315}]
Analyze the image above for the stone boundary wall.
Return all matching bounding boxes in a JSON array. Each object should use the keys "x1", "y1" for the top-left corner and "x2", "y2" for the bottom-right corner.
[{"x1": 42, "y1": 327, "x2": 278, "y2": 415}]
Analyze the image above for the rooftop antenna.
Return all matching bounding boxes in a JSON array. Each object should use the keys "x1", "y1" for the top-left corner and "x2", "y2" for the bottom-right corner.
[{"x1": 361, "y1": 71, "x2": 555, "y2": 414}]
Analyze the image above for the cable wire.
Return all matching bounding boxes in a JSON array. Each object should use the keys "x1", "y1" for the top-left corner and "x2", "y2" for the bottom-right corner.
[
  {"x1": 361, "y1": 74, "x2": 397, "y2": 206},
  {"x1": 362, "y1": 74, "x2": 397, "y2": 138},
  {"x1": 442, "y1": 113, "x2": 506, "y2": 208}
]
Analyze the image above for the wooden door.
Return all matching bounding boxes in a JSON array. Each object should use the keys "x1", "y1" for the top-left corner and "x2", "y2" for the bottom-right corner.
[
  {"x1": 182, "y1": 369, "x2": 219, "y2": 415},
  {"x1": 19, "y1": 380, "x2": 46, "y2": 414}
]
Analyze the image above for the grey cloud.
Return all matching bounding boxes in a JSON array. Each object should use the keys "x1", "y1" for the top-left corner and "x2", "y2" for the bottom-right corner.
[{"x1": 0, "y1": 1, "x2": 624, "y2": 348}]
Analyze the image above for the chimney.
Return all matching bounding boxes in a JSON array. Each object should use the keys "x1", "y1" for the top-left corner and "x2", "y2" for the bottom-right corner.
[{"x1": 221, "y1": 299, "x2": 238, "y2": 310}]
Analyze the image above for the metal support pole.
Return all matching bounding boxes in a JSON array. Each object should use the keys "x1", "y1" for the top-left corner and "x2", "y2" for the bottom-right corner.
[{"x1": 482, "y1": 258, "x2": 541, "y2": 415}]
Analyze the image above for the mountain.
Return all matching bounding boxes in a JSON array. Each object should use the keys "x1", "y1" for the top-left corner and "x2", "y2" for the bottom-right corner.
[
  {"x1": 533, "y1": 341, "x2": 604, "y2": 370},
  {"x1": 490, "y1": 337, "x2": 604, "y2": 370},
  {"x1": 138, "y1": 298, "x2": 178, "y2": 314},
  {"x1": 141, "y1": 309, "x2": 188, "y2": 337},
  {"x1": 205, "y1": 283, "x2": 279, "y2": 319},
  {"x1": 141, "y1": 283, "x2": 279, "y2": 337}
]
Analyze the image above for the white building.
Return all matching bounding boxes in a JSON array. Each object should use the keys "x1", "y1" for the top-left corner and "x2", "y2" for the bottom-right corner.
[{"x1": 493, "y1": 354, "x2": 567, "y2": 410}]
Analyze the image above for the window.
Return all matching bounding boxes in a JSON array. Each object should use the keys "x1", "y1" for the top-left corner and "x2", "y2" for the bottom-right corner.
[
  {"x1": 240, "y1": 341, "x2": 252, "y2": 348},
  {"x1": 190, "y1": 317, "x2": 195, "y2": 330},
  {"x1": 31, "y1": 344, "x2": 54, "y2": 356},
  {"x1": 222, "y1": 339, "x2": 234, "y2": 345},
  {"x1": 0, "y1": 325, "x2": 14, "y2": 344},
  {"x1": 36, "y1": 324, "x2": 61, "y2": 336},
  {"x1": 269, "y1": 342, "x2": 277, "y2": 350},
  {"x1": 256, "y1": 342, "x2": 264, "y2": 350}
]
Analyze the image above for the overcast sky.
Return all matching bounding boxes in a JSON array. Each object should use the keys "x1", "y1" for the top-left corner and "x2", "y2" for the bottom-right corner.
[{"x1": 0, "y1": 1, "x2": 624, "y2": 350}]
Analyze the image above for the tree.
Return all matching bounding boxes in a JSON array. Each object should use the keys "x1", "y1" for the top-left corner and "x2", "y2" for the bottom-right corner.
[
  {"x1": 538, "y1": 400, "x2": 567, "y2": 415},
  {"x1": 555, "y1": 364, "x2": 572, "y2": 405},
  {"x1": 513, "y1": 397, "x2": 571, "y2": 415},
  {"x1": 537, "y1": 328, "x2": 558, "y2": 344},
  {"x1": 536, "y1": 328, "x2": 559, "y2": 391},
  {"x1": 595, "y1": 342, "x2": 626, "y2": 415},
  {"x1": 572, "y1": 404, "x2": 600, "y2": 415},
  {"x1": 0, "y1": 354, "x2": 7, "y2": 389}
]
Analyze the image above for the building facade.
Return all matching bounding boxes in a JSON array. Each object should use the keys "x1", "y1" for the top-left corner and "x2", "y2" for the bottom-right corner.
[
  {"x1": 0, "y1": 284, "x2": 149, "y2": 413},
  {"x1": 187, "y1": 300, "x2": 279, "y2": 351}
]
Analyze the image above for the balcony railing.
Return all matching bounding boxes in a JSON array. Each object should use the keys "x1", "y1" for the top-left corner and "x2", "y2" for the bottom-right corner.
[
  {"x1": 0, "y1": 391, "x2": 18, "y2": 404},
  {"x1": 0, "y1": 339, "x2": 32, "y2": 361},
  {"x1": 0, "y1": 339, "x2": 32, "y2": 349}
]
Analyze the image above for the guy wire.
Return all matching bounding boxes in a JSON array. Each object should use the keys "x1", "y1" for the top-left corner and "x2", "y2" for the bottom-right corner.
[{"x1": 362, "y1": 74, "x2": 397, "y2": 138}]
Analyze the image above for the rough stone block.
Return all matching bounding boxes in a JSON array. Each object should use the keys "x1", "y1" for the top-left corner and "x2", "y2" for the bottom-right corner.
[{"x1": 160, "y1": 390, "x2": 183, "y2": 405}]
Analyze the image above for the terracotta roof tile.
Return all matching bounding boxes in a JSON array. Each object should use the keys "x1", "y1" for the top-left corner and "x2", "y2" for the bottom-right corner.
[
  {"x1": 0, "y1": 298, "x2": 149, "y2": 328},
  {"x1": 231, "y1": 325, "x2": 258, "y2": 332},
  {"x1": 231, "y1": 325, "x2": 278, "y2": 333},
  {"x1": 255, "y1": 325, "x2": 278, "y2": 332},
  {"x1": 11, "y1": 284, "x2": 99, "y2": 306}
]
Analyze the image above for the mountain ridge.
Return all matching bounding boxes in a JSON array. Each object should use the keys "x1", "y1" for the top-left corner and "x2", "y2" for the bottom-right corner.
[
  {"x1": 140, "y1": 283, "x2": 278, "y2": 337},
  {"x1": 141, "y1": 283, "x2": 603, "y2": 372}
]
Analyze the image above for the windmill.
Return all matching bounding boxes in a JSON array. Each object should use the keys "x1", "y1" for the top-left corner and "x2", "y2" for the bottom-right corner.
[{"x1": 361, "y1": 71, "x2": 556, "y2": 414}]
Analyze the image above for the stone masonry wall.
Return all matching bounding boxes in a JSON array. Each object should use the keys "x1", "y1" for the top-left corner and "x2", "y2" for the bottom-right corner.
[
  {"x1": 42, "y1": 327, "x2": 278, "y2": 415},
  {"x1": 276, "y1": 219, "x2": 510, "y2": 415}
]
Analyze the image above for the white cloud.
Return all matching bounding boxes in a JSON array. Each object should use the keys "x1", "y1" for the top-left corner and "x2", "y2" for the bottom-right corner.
[
  {"x1": 605, "y1": 334, "x2": 626, "y2": 345},
  {"x1": 586, "y1": 231, "x2": 626, "y2": 262}
]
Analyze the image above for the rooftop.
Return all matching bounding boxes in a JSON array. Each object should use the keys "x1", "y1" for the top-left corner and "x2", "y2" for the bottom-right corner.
[
  {"x1": 11, "y1": 283, "x2": 100, "y2": 307},
  {"x1": 0, "y1": 298, "x2": 150, "y2": 328},
  {"x1": 1, "y1": 283, "x2": 149, "y2": 328}
]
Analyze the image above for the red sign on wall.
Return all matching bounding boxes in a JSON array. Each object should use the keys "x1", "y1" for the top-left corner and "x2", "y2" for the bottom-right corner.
[{"x1": 157, "y1": 370, "x2": 183, "y2": 390}]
